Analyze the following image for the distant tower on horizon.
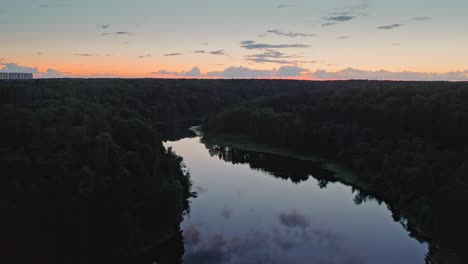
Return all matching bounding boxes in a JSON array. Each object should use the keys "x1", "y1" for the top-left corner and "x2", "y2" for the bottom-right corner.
[{"x1": 0, "y1": 72, "x2": 34, "y2": 80}]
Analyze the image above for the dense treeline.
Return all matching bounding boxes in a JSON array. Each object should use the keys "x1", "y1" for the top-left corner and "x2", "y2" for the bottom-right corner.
[
  {"x1": 3, "y1": 79, "x2": 468, "y2": 263},
  {"x1": 206, "y1": 81, "x2": 468, "y2": 263}
]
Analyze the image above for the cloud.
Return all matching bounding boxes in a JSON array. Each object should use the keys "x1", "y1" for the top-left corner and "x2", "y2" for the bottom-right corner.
[
  {"x1": 378, "y1": 24, "x2": 403, "y2": 30},
  {"x1": 151, "y1": 66, "x2": 201, "y2": 77},
  {"x1": 184, "y1": 66, "x2": 201, "y2": 76},
  {"x1": 246, "y1": 53, "x2": 315, "y2": 66},
  {"x1": 153, "y1": 66, "x2": 308, "y2": 78},
  {"x1": 379, "y1": 16, "x2": 431, "y2": 31},
  {"x1": 409, "y1": 16, "x2": 432, "y2": 21},
  {"x1": 0, "y1": 63, "x2": 39, "y2": 73},
  {"x1": 101, "y1": 31, "x2": 131, "y2": 36},
  {"x1": 193, "y1": 50, "x2": 226, "y2": 55},
  {"x1": 241, "y1": 40, "x2": 310, "y2": 50},
  {"x1": 99, "y1": 24, "x2": 110, "y2": 29},
  {"x1": 40, "y1": 69, "x2": 67, "y2": 78},
  {"x1": 312, "y1": 68, "x2": 468, "y2": 81},
  {"x1": 245, "y1": 50, "x2": 293, "y2": 64},
  {"x1": 163, "y1": 53, "x2": 182, "y2": 56},
  {"x1": 278, "y1": 209, "x2": 311, "y2": 229},
  {"x1": 245, "y1": 50, "x2": 316, "y2": 65},
  {"x1": 277, "y1": 66, "x2": 307, "y2": 76},
  {"x1": 266, "y1": 30, "x2": 316, "y2": 38},
  {"x1": 206, "y1": 66, "x2": 280, "y2": 78},
  {"x1": 39, "y1": 4, "x2": 49, "y2": 8},
  {"x1": 0, "y1": 63, "x2": 69, "y2": 78},
  {"x1": 321, "y1": 0, "x2": 370, "y2": 26},
  {"x1": 74, "y1": 53, "x2": 97, "y2": 57},
  {"x1": 152, "y1": 70, "x2": 171, "y2": 75},
  {"x1": 337, "y1": 36, "x2": 352, "y2": 39},
  {"x1": 137, "y1": 54, "x2": 151, "y2": 58},
  {"x1": 277, "y1": 4, "x2": 295, "y2": 8},
  {"x1": 208, "y1": 49, "x2": 226, "y2": 55},
  {"x1": 323, "y1": 15, "x2": 355, "y2": 22}
]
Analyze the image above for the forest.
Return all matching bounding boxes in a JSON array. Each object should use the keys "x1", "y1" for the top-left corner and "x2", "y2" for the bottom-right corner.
[
  {"x1": 206, "y1": 80, "x2": 468, "y2": 263},
  {"x1": 1, "y1": 79, "x2": 468, "y2": 263},
  {"x1": 0, "y1": 78, "x2": 312, "y2": 263}
]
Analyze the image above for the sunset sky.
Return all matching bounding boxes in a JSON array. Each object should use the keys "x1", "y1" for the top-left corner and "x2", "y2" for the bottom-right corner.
[{"x1": 1, "y1": 0, "x2": 468, "y2": 80}]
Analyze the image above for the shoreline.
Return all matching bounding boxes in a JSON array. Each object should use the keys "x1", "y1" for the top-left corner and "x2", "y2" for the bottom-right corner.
[{"x1": 199, "y1": 130, "x2": 372, "y2": 192}]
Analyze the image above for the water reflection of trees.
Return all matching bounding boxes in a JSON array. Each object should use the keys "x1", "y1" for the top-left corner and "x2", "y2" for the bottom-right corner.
[{"x1": 205, "y1": 144, "x2": 336, "y2": 184}]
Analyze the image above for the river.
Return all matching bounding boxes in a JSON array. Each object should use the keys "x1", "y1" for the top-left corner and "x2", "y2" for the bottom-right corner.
[{"x1": 163, "y1": 128, "x2": 429, "y2": 264}]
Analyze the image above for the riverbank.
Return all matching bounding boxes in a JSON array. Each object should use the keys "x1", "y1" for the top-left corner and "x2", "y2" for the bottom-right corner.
[{"x1": 199, "y1": 129, "x2": 372, "y2": 192}]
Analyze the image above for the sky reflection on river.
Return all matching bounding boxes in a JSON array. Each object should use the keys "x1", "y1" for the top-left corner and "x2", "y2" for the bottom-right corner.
[{"x1": 165, "y1": 136, "x2": 428, "y2": 264}]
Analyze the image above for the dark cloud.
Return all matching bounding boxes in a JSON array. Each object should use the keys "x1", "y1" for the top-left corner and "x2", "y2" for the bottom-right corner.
[
  {"x1": 193, "y1": 50, "x2": 226, "y2": 55},
  {"x1": 241, "y1": 40, "x2": 310, "y2": 50},
  {"x1": 267, "y1": 30, "x2": 316, "y2": 38},
  {"x1": 163, "y1": 53, "x2": 182, "y2": 56},
  {"x1": 321, "y1": 1, "x2": 370, "y2": 26},
  {"x1": 137, "y1": 54, "x2": 151, "y2": 58},
  {"x1": 379, "y1": 16, "x2": 431, "y2": 31},
  {"x1": 101, "y1": 31, "x2": 131, "y2": 35},
  {"x1": 278, "y1": 210, "x2": 310, "y2": 228},
  {"x1": 245, "y1": 50, "x2": 315, "y2": 65},
  {"x1": 337, "y1": 36, "x2": 352, "y2": 39},
  {"x1": 36, "y1": 52, "x2": 44, "y2": 55},
  {"x1": 312, "y1": 68, "x2": 468, "y2": 81},
  {"x1": 240, "y1": 40, "x2": 255, "y2": 45},
  {"x1": 99, "y1": 24, "x2": 110, "y2": 29},
  {"x1": 208, "y1": 50, "x2": 226, "y2": 55},
  {"x1": 245, "y1": 50, "x2": 294, "y2": 64},
  {"x1": 378, "y1": 24, "x2": 403, "y2": 30},
  {"x1": 323, "y1": 15, "x2": 355, "y2": 22}
]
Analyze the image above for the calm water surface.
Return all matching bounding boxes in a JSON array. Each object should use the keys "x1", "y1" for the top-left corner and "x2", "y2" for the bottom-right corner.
[{"x1": 164, "y1": 133, "x2": 428, "y2": 264}]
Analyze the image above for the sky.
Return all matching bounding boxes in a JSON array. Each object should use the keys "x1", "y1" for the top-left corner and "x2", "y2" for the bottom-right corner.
[{"x1": 1, "y1": 0, "x2": 468, "y2": 80}]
